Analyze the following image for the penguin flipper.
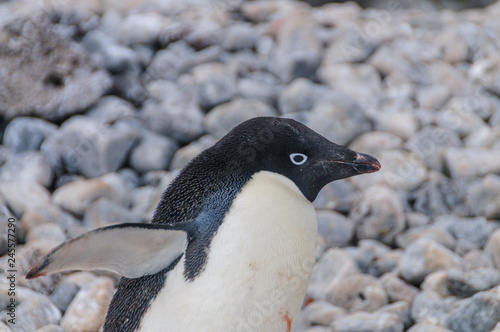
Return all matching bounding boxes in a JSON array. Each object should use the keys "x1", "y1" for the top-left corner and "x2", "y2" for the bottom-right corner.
[{"x1": 26, "y1": 223, "x2": 188, "y2": 279}]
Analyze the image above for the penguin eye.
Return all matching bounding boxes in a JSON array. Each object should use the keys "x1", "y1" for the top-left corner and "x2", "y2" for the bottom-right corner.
[{"x1": 290, "y1": 153, "x2": 308, "y2": 166}]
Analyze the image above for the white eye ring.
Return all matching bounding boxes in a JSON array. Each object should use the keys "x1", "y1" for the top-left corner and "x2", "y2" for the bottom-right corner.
[{"x1": 290, "y1": 153, "x2": 308, "y2": 166}]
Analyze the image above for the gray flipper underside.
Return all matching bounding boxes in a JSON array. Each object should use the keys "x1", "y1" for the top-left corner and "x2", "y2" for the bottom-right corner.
[{"x1": 26, "y1": 223, "x2": 189, "y2": 279}]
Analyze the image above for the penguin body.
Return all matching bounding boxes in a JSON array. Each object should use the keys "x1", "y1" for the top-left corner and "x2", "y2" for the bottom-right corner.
[{"x1": 28, "y1": 117, "x2": 381, "y2": 332}]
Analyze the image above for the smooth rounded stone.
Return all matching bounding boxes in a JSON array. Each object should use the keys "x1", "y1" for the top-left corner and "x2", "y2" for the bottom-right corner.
[
  {"x1": 373, "y1": 111, "x2": 419, "y2": 141},
  {"x1": 349, "y1": 132, "x2": 403, "y2": 157},
  {"x1": 445, "y1": 148, "x2": 500, "y2": 178},
  {"x1": 405, "y1": 212, "x2": 431, "y2": 228},
  {"x1": 350, "y1": 185, "x2": 405, "y2": 246},
  {"x1": 316, "y1": 210, "x2": 354, "y2": 249},
  {"x1": 203, "y1": 98, "x2": 277, "y2": 139},
  {"x1": 331, "y1": 312, "x2": 403, "y2": 332},
  {"x1": 322, "y1": 25, "x2": 380, "y2": 65},
  {"x1": 34, "y1": 325, "x2": 65, "y2": 332},
  {"x1": 433, "y1": 215, "x2": 490, "y2": 249},
  {"x1": 86, "y1": 96, "x2": 136, "y2": 123},
  {"x1": 307, "y1": 248, "x2": 360, "y2": 301},
  {"x1": 327, "y1": 274, "x2": 388, "y2": 312},
  {"x1": 117, "y1": 168, "x2": 140, "y2": 189},
  {"x1": 117, "y1": 12, "x2": 168, "y2": 45},
  {"x1": 421, "y1": 271, "x2": 451, "y2": 298},
  {"x1": 485, "y1": 229, "x2": 500, "y2": 269},
  {"x1": 193, "y1": 62, "x2": 236, "y2": 110},
  {"x1": 11, "y1": 294, "x2": 61, "y2": 332},
  {"x1": 313, "y1": 180, "x2": 359, "y2": 213},
  {"x1": 470, "y1": 56, "x2": 500, "y2": 96},
  {"x1": 110, "y1": 71, "x2": 148, "y2": 105},
  {"x1": 464, "y1": 126, "x2": 500, "y2": 150},
  {"x1": 445, "y1": 289, "x2": 500, "y2": 332},
  {"x1": 294, "y1": 96, "x2": 371, "y2": 146},
  {"x1": 395, "y1": 226, "x2": 456, "y2": 251},
  {"x1": 318, "y1": 63, "x2": 382, "y2": 109},
  {"x1": 169, "y1": 135, "x2": 217, "y2": 170},
  {"x1": 278, "y1": 78, "x2": 331, "y2": 115},
  {"x1": 0, "y1": 151, "x2": 53, "y2": 188},
  {"x1": 463, "y1": 249, "x2": 495, "y2": 270},
  {"x1": 184, "y1": 19, "x2": 223, "y2": 51},
  {"x1": 52, "y1": 178, "x2": 118, "y2": 216},
  {"x1": 415, "y1": 84, "x2": 451, "y2": 110},
  {"x1": 350, "y1": 150, "x2": 428, "y2": 192},
  {"x1": 405, "y1": 126, "x2": 462, "y2": 172},
  {"x1": 222, "y1": 23, "x2": 259, "y2": 51},
  {"x1": 466, "y1": 174, "x2": 500, "y2": 218},
  {"x1": 301, "y1": 327, "x2": 331, "y2": 332},
  {"x1": 41, "y1": 116, "x2": 140, "y2": 177},
  {"x1": 0, "y1": 181, "x2": 50, "y2": 216},
  {"x1": 367, "y1": 250, "x2": 403, "y2": 277},
  {"x1": 130, "y1": 186, "x2": 162, "y2": 221},
  {"x1": 435, "y1": 101, "x2": 487, "y2": 138},
  {"x1": 49, "y1": 280, "x2": 80, "y2": 313},
  {"x1": 0, "y1": 321, "x2": 12, "y2": 332},
  {"x1": 145, "y1": 41, "x2": 196, "y2": 82},
  {"x1": 3, "y1": 117, "x2": 57, "y2": 152},
  {"x1": 269, "y1": 12, "x2": 321, "y2": 82},
  {"x1": 129, "y1": 131, "x2": 178, "y2": 173},
  {"x1": 82, "y1": 29, "x2": 139, "y2": 73},
  {"x1": 83, "y1": 197, "x2": 143, "y2": 229},
  {"x1": 399, "y1": 238, "x2": 464, "y2": 285},
  {"x1": 447, "y1": 268, "x2": 500, "y2": 298},
  {"x1": 139, "y1": 79, "x2": 204, "y2": 143},
  {"x1": 300, "y1": 301, "x2": 346, "y2": 327},
  {"x1": 378, "y1": 301, "x2": 412, "y2": 330},
  {"x1": 380, "y1": 273, "x2": 419, "y2": 303},
  {"x1": 237, "y1": 74, "x2": 280, "y2": 105},
  {"x1": 60, "y1": 277, "x2": 114, "y2": 332},
  {"x1": 0, "y1": 15, "x2": 111, "y2": 120},
  {"x1": 406, "y1": 322, "x2": 453, "y2": 332},
  {"x1": 411, "y1": 290, "x2": 451, "y2": 326},
  {"x1": 25, "y1": 223, "x2": 66, "y2": 243}
]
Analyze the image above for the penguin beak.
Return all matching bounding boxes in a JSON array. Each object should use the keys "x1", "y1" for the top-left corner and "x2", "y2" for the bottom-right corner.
[{"x1": 348, "y1": 152, "x2": 381, "y2": 174}]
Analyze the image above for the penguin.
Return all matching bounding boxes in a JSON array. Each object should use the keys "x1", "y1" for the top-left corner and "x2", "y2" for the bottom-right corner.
[{"x1": 27, "y1": 117, "x2": 381, "y2": 332}]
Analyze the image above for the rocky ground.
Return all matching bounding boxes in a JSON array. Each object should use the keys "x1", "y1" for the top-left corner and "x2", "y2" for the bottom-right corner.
[{"x1": 1, "y1": 0, "x2": 500, "y2": 331}]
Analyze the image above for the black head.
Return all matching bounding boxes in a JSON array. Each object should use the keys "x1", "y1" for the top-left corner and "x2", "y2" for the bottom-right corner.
[{"x1": 214, "y1": 117, "x2": 381, "y2": 202}]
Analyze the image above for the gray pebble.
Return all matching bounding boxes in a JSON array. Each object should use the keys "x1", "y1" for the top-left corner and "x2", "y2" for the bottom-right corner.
[
  {"x1": 485, "y1": 229, "x2": 500, "y2": 269},
  {"x1": 83, "y1": 197, "x2": 144, "y2": 229},
  {"x1": 60, "y1": 277, "x2": 114, "y2": 332},
  {"x1": 463, "y1": 249, "x2": 495, "y2": 270},
  {"x1": 86, "y1": 96, "x2": 136, "y2": 123},
  {"x1": 378, "y1": 301, "x2": 412, "y2": 330},
  {"x1": 140, "y1": 79, "x2": 204, "y2": 143},
  {"x1": 380, "y1": 271, "x2": 420, "y2": 303},
  {"x1": 300, "y1": 301, "x2": 346, "y2": 327},
  {"x1": 145, "y1": 41, "x2": 195, "y2": 82},
  {"x1": 416, "y1": 84, "x2": 451, "y2": 110},
  {"x1": 26, "y1": 223, "x2": 66, "y2": 243},
  {"x1": 222, "y1": 23, "x2": 260, "y2": 51},
  {"x1": 316, "y1": 210, "x2": 354, "y2": 249},
  {"x1": 129, "y1": 131, "x2": 178, "y2": 173},
  {"x1": 203, "y1": 98, "x2": 277, "y2": 139},
  {"x1": 118, "y1": 12, "x2": 168, "y2": 45},
  {"x1": 373, "y1": 111, "x2": 419, "y2": 141},
  {"x1": 3, "y1": 117, "x2": 57, "y2": 153},
  {"x1": 193, "y1": 62, "x2": 236, "y2": 110},
  {"x1": 0, "y1": 181, "x2": 50, "y2": 217},
  {"x1": 445, "y1": 148, "x2": 500, "y2": 178},
  {"x1": 349, "y1": 131, "x2": 403, "y2": 157},
  {"x1": 445, "y1": 289, "x2": 500, "y2": 332},
  {"x1": 10, "y1": 294, "x2": 61, "y2": 332},
  {"x1": 447, "y1": 268, "x2": 500, "y2": 298},
  {"x1": 367, "y1": 250, "x2": 403, "y2": 277},
  {"x1": 307, "y1": 248, "x2": 360, "y2": 301},
  {"x1": 466, "y1": 174, "x2": 500, "y2": 218},
  {"x1": 278, "y1": 78, "x2": 330, "y2": 115},
  {"x1": 170, "y1": 135, "x2": 218, "y2": 170},
  {"x1": 400, "y1": 238, "x2": 463, "y2": 285},
  {"x1": 313, "y1": 180, "x2": 359, "y2": 213},
  {"x1": 407, "y1": 322, "x2": 453, "y2": 332},
  {"x1": 435, "y1": 215, "x2": 490, "y2": 249},
  {"x1": 332, "y1": 311, "x2": 404, "y2": 332},
  {"x1": 49, "y1": 281, "x2": 80, "y2": 313},
  {"x1": 350, "y1": 185, "x2": 405, "y2": 246},
  {"x1": 34, "y1": 325, "x2": 65, "y2": 332},
  {"x1": 327, "y1": 273, "x2": 388, "y2": 312},
  {"x1": 411, "y1": 290, "x2": 451, "y2": 326},
  {"x1": 41, "y1": 116, "x2": 140, "y2": 177},
  {"x1": 0, "y1": 152, "x2": 53, "y2": 188}
]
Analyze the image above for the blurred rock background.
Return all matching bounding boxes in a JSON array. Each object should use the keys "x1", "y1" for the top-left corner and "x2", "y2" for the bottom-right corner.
[{"x1": 1, "y1": 0, "x2": 500, "y2": 331}]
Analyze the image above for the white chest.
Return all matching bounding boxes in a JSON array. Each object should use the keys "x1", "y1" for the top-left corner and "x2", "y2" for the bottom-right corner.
[{"x1": 138, "y1": 171, "x2": 318, "y2": 332}]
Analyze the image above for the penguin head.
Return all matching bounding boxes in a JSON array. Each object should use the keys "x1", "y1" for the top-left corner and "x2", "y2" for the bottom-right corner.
[{"x1": 217, "y1": 117, "x2": 381, "y2": 202}]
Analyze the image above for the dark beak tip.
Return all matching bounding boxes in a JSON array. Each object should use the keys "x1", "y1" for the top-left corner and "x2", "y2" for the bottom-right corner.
[{"x1": 354, "y1": 153, "x2": 381, "y2": 174}]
